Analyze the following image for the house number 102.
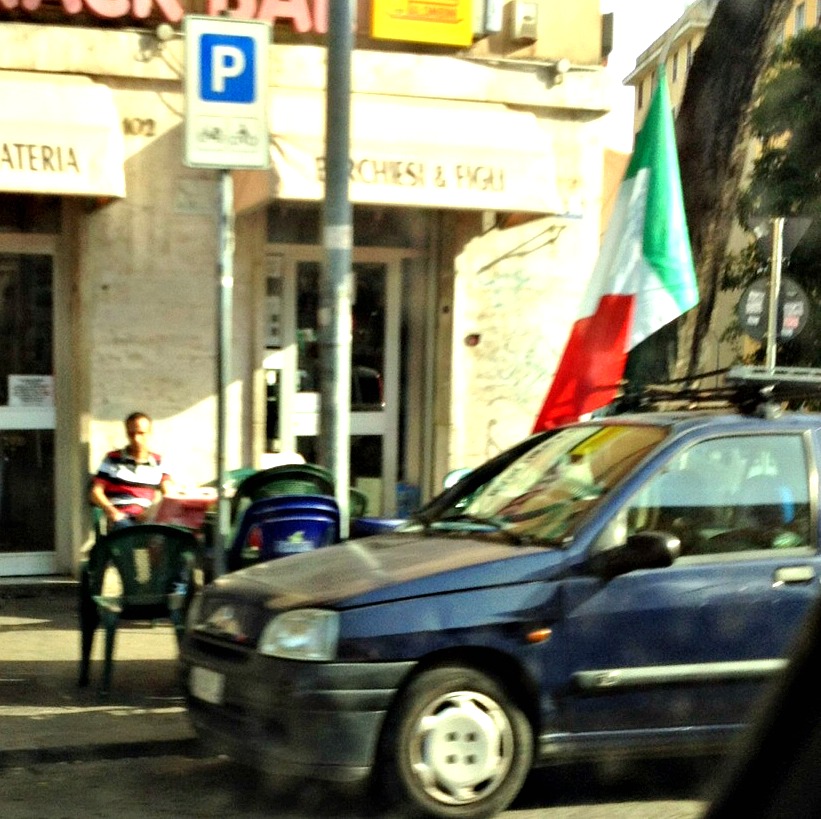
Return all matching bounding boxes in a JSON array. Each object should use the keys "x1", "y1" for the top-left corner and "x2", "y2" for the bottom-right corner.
[{"x1": 122, "y1": 118, "x2": 156, "y2": 137}]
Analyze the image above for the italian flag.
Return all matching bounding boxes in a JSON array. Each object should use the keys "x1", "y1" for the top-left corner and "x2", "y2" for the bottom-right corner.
[{"x1": 532, "y1": 65, "x2": 699, "y2": 431}]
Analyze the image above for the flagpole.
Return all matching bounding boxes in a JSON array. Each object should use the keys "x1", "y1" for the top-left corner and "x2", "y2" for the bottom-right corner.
[{"x1": 659, "y1": 13, "x2": 688, "y2": 68}]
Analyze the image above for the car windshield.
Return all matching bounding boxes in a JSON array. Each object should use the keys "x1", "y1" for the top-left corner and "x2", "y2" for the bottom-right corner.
[{"x1": 425, "y1": 424, "x2": 668, "y2": 545}]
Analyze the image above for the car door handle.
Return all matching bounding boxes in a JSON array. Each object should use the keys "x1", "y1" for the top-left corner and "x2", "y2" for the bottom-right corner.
[{"x1": 773, "y1": 565, "x2": 816, "y2": 585}]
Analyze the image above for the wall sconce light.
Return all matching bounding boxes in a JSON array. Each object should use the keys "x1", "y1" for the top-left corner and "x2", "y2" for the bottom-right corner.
[{"x1": 155, "y1": 23, "x2": 178, "y2": 42}]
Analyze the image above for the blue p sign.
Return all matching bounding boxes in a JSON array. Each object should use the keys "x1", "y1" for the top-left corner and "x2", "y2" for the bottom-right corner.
[{"x1": 200, "y1": 34, "x2": 256, "y2": 103}]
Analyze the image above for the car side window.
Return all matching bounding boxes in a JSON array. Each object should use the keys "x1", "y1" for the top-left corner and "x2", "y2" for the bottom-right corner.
[{"x1": 623, "y1": 435, "x2": 811, "y2": 556}]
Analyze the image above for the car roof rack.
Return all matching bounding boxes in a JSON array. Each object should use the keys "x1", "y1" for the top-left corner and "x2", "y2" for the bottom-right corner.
[
  {"x1": 726, "y1": 365, "x2": 821, "y2": 389},
  {"x1": 612, "y1": 366, "x2": 821, "y2": 418}
]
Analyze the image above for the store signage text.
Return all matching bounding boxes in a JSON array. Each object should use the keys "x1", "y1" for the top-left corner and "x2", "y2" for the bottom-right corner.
[
  {"x1": 1, "y1": 142, "x2": 80, "y2": 173},
  {"x1": 0, "y1": 0, "x2": 329, "y2": 33},
  {"x1": 315, "y1": 157, "x2": 505, "y2": 192},
  {"x1": 371, "y1": 0, "x2": 472, "y2": 47}
]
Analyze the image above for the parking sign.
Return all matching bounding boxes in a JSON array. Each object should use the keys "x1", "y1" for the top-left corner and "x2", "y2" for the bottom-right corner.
[{"x1": 184, "y1": 15, "x2": 271, "y2": 169}]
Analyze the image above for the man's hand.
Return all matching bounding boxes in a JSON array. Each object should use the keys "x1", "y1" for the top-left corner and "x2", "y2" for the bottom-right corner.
[{"x1": 106, "y1": 506, "x2": 127, "y2": 524}]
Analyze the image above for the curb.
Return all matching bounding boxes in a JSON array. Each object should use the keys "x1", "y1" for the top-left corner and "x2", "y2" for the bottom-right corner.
[
  {"x1": 0, "y1": 577, "x2": 79, "y2": 600},
  {"x1": 0, "y1": 736, "x2": 200, "y2": 769}
]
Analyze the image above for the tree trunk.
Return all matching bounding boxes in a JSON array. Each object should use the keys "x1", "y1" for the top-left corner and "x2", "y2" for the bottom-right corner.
[{"x1": 674, "y1": 0, "x2": 793, "y2": 379}]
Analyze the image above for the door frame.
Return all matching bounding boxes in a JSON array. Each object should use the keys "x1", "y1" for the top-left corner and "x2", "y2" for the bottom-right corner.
[{"x1": 265, "y1": 244, "x2": 408, "y2": 515}]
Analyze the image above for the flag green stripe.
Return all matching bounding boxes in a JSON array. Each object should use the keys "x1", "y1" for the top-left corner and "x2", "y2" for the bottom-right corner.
[{"x1": 625, "y1": 65, "x2": 698, "y2": 314}]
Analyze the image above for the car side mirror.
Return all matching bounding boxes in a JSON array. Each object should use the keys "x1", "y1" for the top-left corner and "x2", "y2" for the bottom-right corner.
[{"x1": 590, "y1": 531, "x2": 681, "y2": 579}]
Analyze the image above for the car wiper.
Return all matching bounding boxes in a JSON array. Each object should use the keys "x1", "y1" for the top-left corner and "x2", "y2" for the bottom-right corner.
[
  {"x1": 436, "y1": 512, "x2": 507, "y2": 528},
  {"x1": 427, "y1": 513, "x2": 527, "y2": 544}
]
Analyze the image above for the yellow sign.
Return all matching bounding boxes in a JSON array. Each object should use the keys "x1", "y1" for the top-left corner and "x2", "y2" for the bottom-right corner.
[{"x1": 371, "y1": 0, "x2": 473, "y2": 47}]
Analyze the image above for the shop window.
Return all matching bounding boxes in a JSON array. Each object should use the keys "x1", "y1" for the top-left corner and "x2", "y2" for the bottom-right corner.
[
  {"x1": 796, "y1": 2, "x2": 806, "y2": 31},
  {"x1": 0, "y1": 255, "x2": 53, "y2": 405},
  {"x1": 267, "y1": 203, "x2": 416, "y2": 247},
  {"x1": 0, "y1": 251, "x2": 55, "y2": 554},
  {"x1": 267, "y1": 204, "x2": 321, "y2": 244},
  {"x1": 0, "y1": 195, "x2": 60, "y2": 234},
  {"x1": 0, "y1": 430, "x2": 55, "y2": 552}
]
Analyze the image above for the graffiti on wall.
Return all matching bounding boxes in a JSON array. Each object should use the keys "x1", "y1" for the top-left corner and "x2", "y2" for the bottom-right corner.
[{"x1": 456, "y1": 221, "x2": 579, "y2": 462}]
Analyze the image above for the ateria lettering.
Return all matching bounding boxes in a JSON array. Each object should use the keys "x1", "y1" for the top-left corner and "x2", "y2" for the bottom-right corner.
[{"x1": 0, "y1": 143, "x2": 80, "y2": 173}]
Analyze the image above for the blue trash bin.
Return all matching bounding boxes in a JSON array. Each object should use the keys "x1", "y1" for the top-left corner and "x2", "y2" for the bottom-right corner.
[
  {"x1": 228, "y1": 494, "x2": 340, "y2": 571},
  {"x1": 350, "y1": 517, "x2": 406, "y2": 538},
  {"x1": 396, "y1": 482, "x2": 421, "y2": 518}
]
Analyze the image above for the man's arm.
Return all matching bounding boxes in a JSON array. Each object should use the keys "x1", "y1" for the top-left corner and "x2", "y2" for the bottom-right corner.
[{"x1": 89, "y1": 480, "x2": 127, "y2": 525}]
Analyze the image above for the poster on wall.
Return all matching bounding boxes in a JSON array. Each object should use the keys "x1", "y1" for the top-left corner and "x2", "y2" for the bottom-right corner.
[{"x1": 8, "y1": 375, "x2": 54, "y2": 407}]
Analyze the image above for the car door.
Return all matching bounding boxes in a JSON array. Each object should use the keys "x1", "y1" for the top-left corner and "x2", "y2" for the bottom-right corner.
[{"x1": 556, "y1": 431, "x2": 821, "y2": 736}]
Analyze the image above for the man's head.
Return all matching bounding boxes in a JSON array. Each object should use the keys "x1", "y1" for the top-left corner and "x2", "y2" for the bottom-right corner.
[{"x1": 125, "y1": 412, "x2": 152, "y2": 461}]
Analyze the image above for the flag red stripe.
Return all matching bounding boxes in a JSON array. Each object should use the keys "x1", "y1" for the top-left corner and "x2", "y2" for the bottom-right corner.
[{"x1": 532, "y1": 295, "x2": 635, "y2": 431}]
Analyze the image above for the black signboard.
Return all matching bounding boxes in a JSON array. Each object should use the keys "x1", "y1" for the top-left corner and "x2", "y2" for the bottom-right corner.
[{"x1": 738, "y1": 276, "x2": 809, "y2": 342}]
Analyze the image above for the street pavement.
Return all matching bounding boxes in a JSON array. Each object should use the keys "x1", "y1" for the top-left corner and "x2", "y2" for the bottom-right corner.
[{"x1": 0, "y1": 576, "x2": 197, "y2": 767}]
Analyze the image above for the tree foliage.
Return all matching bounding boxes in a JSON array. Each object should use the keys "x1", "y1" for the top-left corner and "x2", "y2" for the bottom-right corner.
[
  {"x1": 672, "y1": 0, "x2": 794, "y2": 377},
  {"x1": 740, "y1": 27, "x2": 821, "y2": 221},
  {"x1": 721, "y1": 27, "x2": 821, "y2": 369}
]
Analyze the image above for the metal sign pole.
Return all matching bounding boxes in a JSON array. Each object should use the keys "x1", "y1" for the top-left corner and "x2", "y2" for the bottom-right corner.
[
  {"x1": 320, "y1": 0, "x2": 354, "y2": 538},
  {"x1": 765, "y1": 216, "x2": 784, "y2": 372},
  {"x1": 215, "y1": 169, "x2": 234, "y2": 577}
]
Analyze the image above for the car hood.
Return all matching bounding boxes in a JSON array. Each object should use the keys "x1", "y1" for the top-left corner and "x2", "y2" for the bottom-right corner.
[{"x1": 207, "y1": 533, "x2": 561, "y2": 609}]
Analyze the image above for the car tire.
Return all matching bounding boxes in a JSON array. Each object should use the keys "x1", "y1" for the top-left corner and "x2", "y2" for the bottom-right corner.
[{"x1": 377, "y1": 665, "x2": 533, "y2": 819}]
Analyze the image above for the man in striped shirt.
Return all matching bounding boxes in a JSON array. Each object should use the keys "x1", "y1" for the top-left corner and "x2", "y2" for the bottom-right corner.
[{"x1": 89, "y1": 411, "x2": 174, "y2": 530}]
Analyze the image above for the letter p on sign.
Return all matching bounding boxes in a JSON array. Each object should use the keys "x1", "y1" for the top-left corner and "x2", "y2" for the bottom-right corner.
[{"x1": 201, "y1": 34, "x2": 254, "y2": 102}]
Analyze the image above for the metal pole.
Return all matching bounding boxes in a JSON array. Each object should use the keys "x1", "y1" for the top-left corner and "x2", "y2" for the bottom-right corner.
[
  {"x1": 214, "y1": 169, "x2": 234, "y2": 576},
  {"x1": 320, "y1": 0, "x2": 353, "y2": 538},
  {"x1": 765, "y1": 216, "x2": 784, "y2": 371}
]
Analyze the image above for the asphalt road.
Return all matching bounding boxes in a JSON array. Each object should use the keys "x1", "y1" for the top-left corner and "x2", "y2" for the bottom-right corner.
[{"x1": 0, "y1": 753, "x2": 711, "y2": 819}]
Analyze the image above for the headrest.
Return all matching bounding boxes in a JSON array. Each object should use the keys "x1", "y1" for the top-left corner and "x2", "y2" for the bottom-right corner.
[{"x1": 741, "y1": 475, "x2": 795, "y2": 526}]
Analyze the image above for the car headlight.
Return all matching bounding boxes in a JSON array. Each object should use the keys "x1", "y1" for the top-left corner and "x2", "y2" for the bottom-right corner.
[{"x1": 257, "y1": 609, "x2": 340, "y2": 661}]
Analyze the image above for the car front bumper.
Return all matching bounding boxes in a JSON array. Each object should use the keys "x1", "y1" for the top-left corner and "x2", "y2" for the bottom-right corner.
[{"x1": 182, "y1": 646, "x2": 415, "y2": 782}]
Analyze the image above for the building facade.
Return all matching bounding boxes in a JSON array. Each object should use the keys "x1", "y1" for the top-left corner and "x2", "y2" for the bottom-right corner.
[
  {"x1": 0, "y1": 0, "x2": 619, "y2": 576},
  {"x1": 625, "y1": 0, "x2": 717, "y2": 134},
  {"x1": 627, "y1": 0, "x2": 819, "y2": 136}
]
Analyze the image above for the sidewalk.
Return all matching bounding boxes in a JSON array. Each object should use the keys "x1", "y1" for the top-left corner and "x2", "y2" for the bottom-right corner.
[{"x1": 0, "y1": 576, "x2": 197, "y2": 768}]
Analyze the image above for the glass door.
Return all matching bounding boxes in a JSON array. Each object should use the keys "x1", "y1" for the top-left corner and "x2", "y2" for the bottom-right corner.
[
  {"x1": 0, "y1": 241, "x2": 56, "y2": 574},
  {"x1": 266, "y1": 248, "x2": 401, "y2": 516}
]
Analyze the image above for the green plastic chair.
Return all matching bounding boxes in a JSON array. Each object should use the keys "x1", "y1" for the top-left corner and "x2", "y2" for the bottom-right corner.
[
  {"x1": 87, "y1": 474, "x2": 108, "y2": 541},
  {"x1": 230, "y1": 463, "x2": 336, "y2": 521},
  {"x1": 234, "y1": 466, "x2": 370, "y2": 517},
  {"x1": 78, "y1": 523, "x2": 199, "y2": 693},
  {"x1": 201, "y1": 466, "x2": 259, "y2": 497},
  {"x1": 349, "y1": 486, "x2": 369, "y2": 518}
]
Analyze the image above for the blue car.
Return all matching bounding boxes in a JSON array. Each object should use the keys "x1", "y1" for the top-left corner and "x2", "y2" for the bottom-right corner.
[{"x1": 180, "y1": 368, "x2": 821, "y2": 819}]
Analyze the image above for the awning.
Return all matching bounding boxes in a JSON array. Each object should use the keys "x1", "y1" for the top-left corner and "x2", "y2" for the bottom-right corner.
[
  {"x1": 0, "y1": 71, "x2": 126, "y2": 198},
  {"x1": 234, "y1": 90, "x2": 565, "y2": 214}
]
